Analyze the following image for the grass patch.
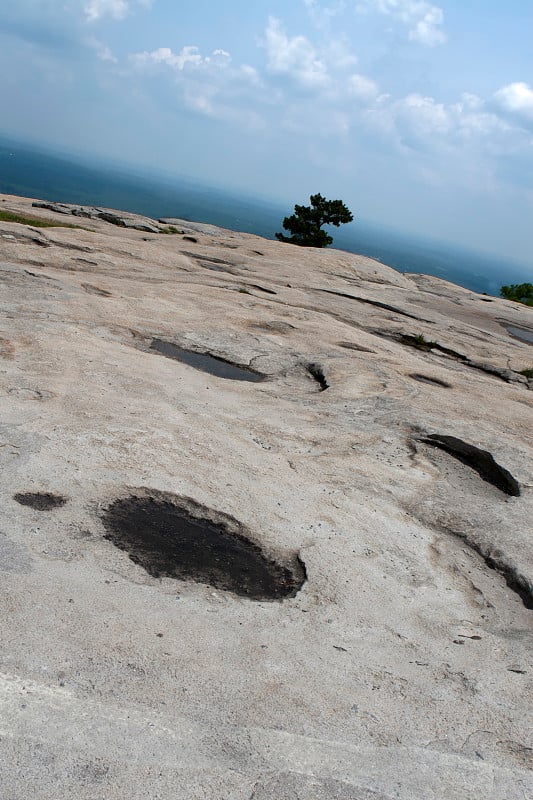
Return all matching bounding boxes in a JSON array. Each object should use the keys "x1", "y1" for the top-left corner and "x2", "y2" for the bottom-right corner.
[
  {"x1": 0, "y1": 209, "x2": 88, "y2": 230},
  {"x1": 520, "y1": 368, "x2": 533, "y2": 379},
  {"x1": 159, "y1": 225, "x2": 183, "y2": 234}
]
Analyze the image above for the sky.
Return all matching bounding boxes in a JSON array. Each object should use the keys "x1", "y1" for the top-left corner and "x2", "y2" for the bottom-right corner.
[{"x1": 0, "y1": 1, "x2": 532, "y2": 266}]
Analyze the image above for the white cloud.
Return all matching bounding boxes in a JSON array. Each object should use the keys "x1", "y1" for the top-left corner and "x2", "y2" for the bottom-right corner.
[
  {"x1": 304, "y1": 0, "x2": 347, "y2": 27},
  {"x1": 87, "y1": 37, "x2": 118, "y2": 61},
  {"x1": 357, "y1": 0, "x2": 446, "y2": 46},
  {"x1": 408, "y1": 5, "x2": 445, "y2": 46},
  {"x1": 133, "y1": 45, "x2": 232, "y2": 71},
  {"x1": 349, "y1": 73, "x2": 379, "y2": 99},
  {"x1": 85, "y1": 0, "x2": 128, "y2": 21},
  {"x1": 261, "y1": 17, "x2": 329, "y2": 89},
  {"x1": 127, "y1": 16, "x2": 532, "y2": 199},
  {"x1": 494, "y1": 82, "x2": 533, "y2": 124},
  {"x1": 85, "y1": 0, "x2": 152, "y2": 22},
  {"x1": 399, "y1": 92, "x2": 450, "y2": 133},
  {"x1": 131, "y1": 43, "x2": 263, "y2": 126}
]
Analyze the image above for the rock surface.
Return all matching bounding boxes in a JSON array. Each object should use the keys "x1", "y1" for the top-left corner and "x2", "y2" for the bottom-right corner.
[{"x1": 1, "y1": 193, "x2": 532, "y2": 799}]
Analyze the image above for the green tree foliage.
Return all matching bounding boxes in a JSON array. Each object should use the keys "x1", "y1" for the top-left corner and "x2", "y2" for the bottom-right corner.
[
  {"x1": 500, "y1": 282, "x2": 533, "y2": 306},
  {"x1": 275, "y1": 193, "x2": 354, "y2": 248}
]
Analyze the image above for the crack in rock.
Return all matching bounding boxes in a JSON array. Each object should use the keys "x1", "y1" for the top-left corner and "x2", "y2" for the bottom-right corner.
[{"x1": 419, "y1": 434, "x2": 521, "y2": 497}]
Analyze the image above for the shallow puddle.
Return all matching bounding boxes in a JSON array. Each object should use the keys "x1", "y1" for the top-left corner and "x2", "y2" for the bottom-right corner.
[
  {"x1": 505, "y1": 325, "x2": 533, "y2": 344},
  {"x1": 102, "y1": 493, "x2": 305, "y2": 600},
  {"x1": 150, "y1": 339, "x2": 263, "y2": 382}
]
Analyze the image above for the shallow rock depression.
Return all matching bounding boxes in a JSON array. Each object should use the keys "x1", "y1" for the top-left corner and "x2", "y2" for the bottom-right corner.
[{"x1": 102, "y1": 491, "x2": 305, "y2": 600}]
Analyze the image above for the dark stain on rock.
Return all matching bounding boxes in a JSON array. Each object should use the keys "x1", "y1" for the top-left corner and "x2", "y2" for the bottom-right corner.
[
  {"x1": 248, "y1": 284, "x2": 277, "y2": 295},
  {"x1": 81, "y1": 283, "x2": 112, "y2": 297},
  {"x1": 249, "y1": 320, "x2": 295, "y2": 334},
  {"x1": 410, "y1": 373, "x2": 451, "y2": 387},
  {"x1": 316, "y1": 289, "x2": 427, "y2": 321},
  {"x1": 483, "y1": 554, "x2": 533, "y2": 610},
  {"x1": 306, "y1": 362, "x2": 329, "y2": 391},
  {"x1": 378, "y1": 331, "x2": 530, "y2": 388},
  {"x1": 420, "y1": 434, "x2": 521, "y2": 496},
  {"x1": 402, "y1": 334, "x2": 466, "y2": 358},
  {"x1": 0, "y1": 337, "x2": 15, "y2": 359},
  {"x1": 337, "y1": 341, "x2": 375, "y2": 353},
  {"x1": 102, "y1": 491, "x2": 306, "y2": 600},
  {"x1": 181, "y1": 251, "x2": 239, "y2": 272},
  {"x1": 149, "y1": 339, "x2": 264, "y2": 382},
  {"x1": 14, "y1": 492, "x2": 68, "y2": 510},
  {"x1": 96, "y1": 212, "x2": 126, "y2": 227}
]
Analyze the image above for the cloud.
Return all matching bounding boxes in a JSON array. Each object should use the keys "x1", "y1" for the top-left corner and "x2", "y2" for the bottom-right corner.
[
  {"x1": 88, "y1": 37, "x2": 118, "y2": 62},
  {"x1": 131, "y1": 44, "x2": 263, "y2": 126},
  {"x1": 303, "y1": 0, "x2": 347, "y2": 28},
  {"x1": 127, "y1": 15, "x2": 532, "y2": 202},
  {"x1": 84, "y1": 0, "x2": 152, "y2": 22},
  {"x1": 357, "y1": 0, "x2": 446, "y2": 46},
  {"x1": 349, "y1": 73, "x2": 379, "y2": 100},
  {"x1": 133, "y1": 45, "x2": 231, "y2": 71},
  {"x1": 260, "y1": 17, "x2": 329, "y2": 89},
  {"x1": 493, "y1": 82, "x2": 533, "y2": 127}
]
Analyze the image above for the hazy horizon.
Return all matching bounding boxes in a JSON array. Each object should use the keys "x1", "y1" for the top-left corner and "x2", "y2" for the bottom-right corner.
[
  {"x1": 2, "y1": 134, "x2": 531, "y2": 297},
  {"x1": 2, "y1": 131, "x2": 531, "y2": 277}
]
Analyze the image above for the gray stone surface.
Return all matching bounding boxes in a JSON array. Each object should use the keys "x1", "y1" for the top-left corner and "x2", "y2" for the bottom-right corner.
[{"x1": 0, "y1": 193, "x2": 532, "y2": 798}]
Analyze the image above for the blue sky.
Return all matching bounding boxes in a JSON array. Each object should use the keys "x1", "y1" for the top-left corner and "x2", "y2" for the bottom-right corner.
[{"x1": 1, "y1": 1, "x2": 532, "y2": 265}]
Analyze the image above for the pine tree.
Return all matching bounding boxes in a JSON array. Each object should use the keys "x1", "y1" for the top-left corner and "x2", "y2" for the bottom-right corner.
[{"x1": 276, "y1": 193, "x2": 354, "y2": 248}]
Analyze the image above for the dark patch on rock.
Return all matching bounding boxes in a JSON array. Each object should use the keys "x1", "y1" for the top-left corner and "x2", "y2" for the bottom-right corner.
[
  {"x1": 24, "y1": 269, "x2": 53, "y2": 280},
  {"x1": 437, "y1": 523, "x2": 533, "y2": 610},
  {"x1": 249, "y1": 321, "x2": 295, "y2": 334},
  {"x1": 420, "y1": 434, "x2": 521, "y2": 496},
  {"x1": 32, "y1": 202, "x2": 72, "y2": 216},
  {"x1": 81, "y1": 283, "x2": 112, "y2": 297},
  {"x1": 483, "y1": 554, "x2": 533, "y2": 610},
  {"x1": 378, "y1": 331, "x2": 530, "y2": 388},
  {"x1": 182, "y1": 235, "x2": 198, "y2": 243},
  {"x1": 7, "y1": 387, "x2": 54, "y2": 400},
  {"x1": 102, "y1": 491, "x2": 306, "y2": 600},
  {"x1": 96, "y1": 212, "x2": 126, "y2": 227},
  {"x1": 466, "y1": 360, "x2": 529, "y2": 386},
  {"x1": 306, "y1": 362, "x2": 329, "y2": 391},
  {"x1": 14, "y1": 492, "x2": 68, "y2": 510},
  {"x1": 337, "y1": 341, "x2": 375, "y2": 353},
  {"x1": 149, "y1": 339, "x2": 264, "y2": 382},
  {"x1": 248, "y1": 284, "x2": 277, "y2": 295},
  {"x1": 180, "y1": 250, "x2": 240, "y2": 272},
  {"x1": 49, "y1": 239, "x2": 93, "y2": 253},
  {"x1": 402, "y1": 334, "x2": 466, "y2": 358},
  {"x1": 0, "y1": 337, "x2": 15, "y2": 359},
  {"x1": 316, "y1": 288, "x2": 427, "y2": 321},
  {"x1": 410, "y1": 373, "x2": 451, "y2": 387}
]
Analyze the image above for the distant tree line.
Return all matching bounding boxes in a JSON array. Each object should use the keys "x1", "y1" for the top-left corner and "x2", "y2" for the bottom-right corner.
[{"x1": 500, "y1": 283, "x2": 533, "y2": 306}]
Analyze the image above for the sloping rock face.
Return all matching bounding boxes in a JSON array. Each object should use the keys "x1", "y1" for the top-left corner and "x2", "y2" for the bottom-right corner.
[{"x1": 0, "y1": 194, "x2": 532, "y2": 799}]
